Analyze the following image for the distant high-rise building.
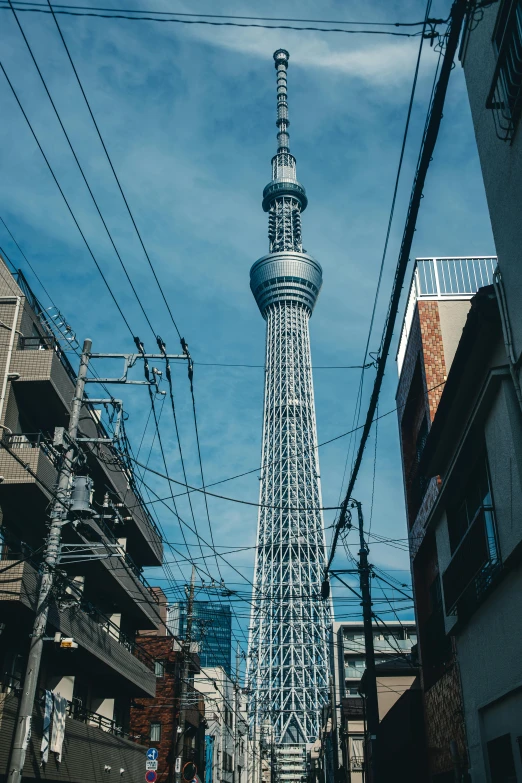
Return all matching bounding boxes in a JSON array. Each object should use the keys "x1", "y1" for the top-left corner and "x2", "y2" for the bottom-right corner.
[
  {"x1": 167, "y1": 601, "x2": 232, "y2": 674},
  {"x1": 247, "y1": 49, "x2": 330, "y2": 782}
]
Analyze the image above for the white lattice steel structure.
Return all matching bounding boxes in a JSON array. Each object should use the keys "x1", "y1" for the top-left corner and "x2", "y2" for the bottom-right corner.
[{"x1": 247, "y1": 50, "x2": 330, "y2": 780}]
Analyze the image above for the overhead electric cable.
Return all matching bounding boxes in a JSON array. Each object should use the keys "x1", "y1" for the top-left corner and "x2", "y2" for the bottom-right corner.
[
  {"x1": 327, "y1": 0, "x2": 468, "y2": 573},
  {"x1": 122, "y1": 379, "x2": 447, "y2": 509},
  {"x1": 0, "y1": 1, "x2": 446, "y2": 28},
  {"x1": 0, "y1": 3, "x2": 433, "y2": 35},
  {"x1": 130, "y1": 457, "x2": 340, "y2": 510},
  {"x1": 337, "y1": 0, "x2": 432, "y2": 505},
  {"x1": 0, "y1": 59, "x2": 134, "y2": 336},
  {"x1": 44, "y1": 0, "x2": 182, "y2": 339}
]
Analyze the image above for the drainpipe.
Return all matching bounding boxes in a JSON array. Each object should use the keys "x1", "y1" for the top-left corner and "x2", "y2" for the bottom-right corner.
[
  {"x1": 0, "y1": 296, "x2": 22, "y2": 425},
  {"x1": 493, "y1": 270, "x2": 522, "y2": 413}
]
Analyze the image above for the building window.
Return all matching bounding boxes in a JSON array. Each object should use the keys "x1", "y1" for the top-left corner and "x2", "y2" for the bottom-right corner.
[
  {"x1": 487, "y1": 0, "x2": 522, "y2": 141},
  {"x1": 443, "y1": 454, "x2": 500, "y2": 616},
  {"x1": 222, "y1": 752, "x2": 233, "y2": 773},
  {"x1": 349, "y1": 736, "x2": 364, "y2": 772},
  {"x1": 154, "y1": 660, "x2": 165, "y2": 678},
  {"x1": 150, "y1": 722, "x2": 161, "y2": 742},
  {"x1": 487, "y1": 734, "x2": 517, "y2": 781}
]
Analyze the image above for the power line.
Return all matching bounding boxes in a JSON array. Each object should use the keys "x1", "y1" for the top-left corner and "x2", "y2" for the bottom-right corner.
[
  {"x1": 129, "y1": 456, "x2": 341, "y2": 511},
  {"x1": 121, "y1": 379, "x2": 447, "y2": 510},
  {"x1": 337, "y1": 0, "x2": 433, "y2": 507},
  {"x1": 6, "y1": 0, "x2": 159, "y2": 339},
  {"x1": 0, "y1": 2, "x2": 446, "y2": 29},
  {"x1": 327, "y1": 0, "x2": 468, "y2": 573},
  {"x1": 0, "y1": 59, "x2": 134, "y2": 336},
  {"x1": 0, "y1": 3, "x2": 435, "y2": 36},
  {"x1": 44, "y1": 0, "x2": 182, "y2": 340},
  {"x1": 192, "y1": 361, "x2": 374, "y2": 370}
]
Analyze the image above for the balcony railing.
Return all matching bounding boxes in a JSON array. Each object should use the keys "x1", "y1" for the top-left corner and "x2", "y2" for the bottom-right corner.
[
  {"x1": 0, "y1": 676, "x2": 144, "y2": 742},
  {"x1": 442, "y1": 507, "x2": 501, "y2": 617},
  {"x1": 78, "y1": 598, "x2": 155, "y2": 671},
  {"x1": 350, "y1": 756, "x2": 364, "y2": 772},
  {"x1": 406, "y1": 462, "x2": 430, "y2": 526},
  {"x1": 17, "y1": 333, "x2": 78, "y2": 386},
  {"x1": 486, "y1": 0, "x2": 522, "y2": 141},
  {"x1": 67, "y1": 696, "x2": 142, "y2": 741},
  {"x1": 2, "y1": 431, "x2": 61, "y2": 467},
  {"x1": 92, "y1": 513, "x2": 159, "y2": 602},
  {"x1": 345, "y1": 667, "x2": 365, "y2": 679}
]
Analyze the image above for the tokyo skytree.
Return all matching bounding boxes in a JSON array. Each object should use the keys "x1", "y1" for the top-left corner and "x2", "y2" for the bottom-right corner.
[{"x1": 247, "y1": 49, "x2": 330, "y2": 776}]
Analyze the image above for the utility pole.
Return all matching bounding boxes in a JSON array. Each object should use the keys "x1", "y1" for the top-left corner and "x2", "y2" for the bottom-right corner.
[
  {"x1": 355, "y1": 501, "x2": 379, "y2": 783},
  {"x1": 329, "y1": 675, "x2": 340, "y2": 783},
  {"x1": 233, "y1": 644, "x2": 241, "y2": 783},
  {"x1": 175, "y1": 566, "x2": 196, "y2": 783},
  {"x1": 252, "y1": 695, "x2": 257, "y2": 783},
  {"x1": 9, "y1": 339, "x2": 92, "y2": 783}
]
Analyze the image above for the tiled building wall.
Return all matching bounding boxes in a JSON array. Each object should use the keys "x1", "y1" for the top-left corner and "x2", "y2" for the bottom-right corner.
[{"x1": 417, "y1": 301, "x2": 447, "y2": 422}]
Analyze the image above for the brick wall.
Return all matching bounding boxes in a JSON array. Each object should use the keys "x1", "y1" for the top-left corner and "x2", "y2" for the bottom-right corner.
[
  {"x1": 417, "y1": 301, "x2": 447, "y2": 422},
  {"x1": 130, "y1": 638, "x2": 205, "y2": 783}
]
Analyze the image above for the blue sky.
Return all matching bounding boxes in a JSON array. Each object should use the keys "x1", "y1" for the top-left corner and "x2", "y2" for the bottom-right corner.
[{"x1": 0, "y1": 0, "x2": 495, "y2": 655}]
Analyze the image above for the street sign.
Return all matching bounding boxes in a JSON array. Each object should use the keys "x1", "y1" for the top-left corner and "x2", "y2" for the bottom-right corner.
[
  {"x1": 175, "y1": 758, "x2": 182, "y2": 774},
  {"x1": 145, "y1": 772, "x2": 157, "y2": 783},
  {"x1": 146, "y1": 761, "x2": 158, "y2": 771},
  {"x1": 146, "y1": 749, "x2": 159, "y2": 762}
]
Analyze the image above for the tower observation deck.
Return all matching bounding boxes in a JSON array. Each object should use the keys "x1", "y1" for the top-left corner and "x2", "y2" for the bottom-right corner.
[{"x1": 247, "y1": 50, "x2": 330, "y2": 780}]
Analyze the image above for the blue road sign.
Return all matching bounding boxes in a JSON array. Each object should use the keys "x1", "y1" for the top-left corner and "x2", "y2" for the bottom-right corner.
[
  {"x1": 146, "y1": 749, "x2": 159, "y2": 762},
  {"x1": 145, "y1": 771, "x2": 157, "y2": 783}
]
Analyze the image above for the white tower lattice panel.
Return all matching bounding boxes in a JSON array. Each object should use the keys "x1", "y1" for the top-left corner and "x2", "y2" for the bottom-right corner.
[{"x1": 247, "y1": 50, "x2": 330, "y2": 778}]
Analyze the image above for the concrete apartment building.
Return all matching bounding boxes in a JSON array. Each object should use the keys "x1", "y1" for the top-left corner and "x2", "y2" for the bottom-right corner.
[
  {"x1": 0, "y1": 257, "x2": 163, "y2": 780},
  {"x1": 129, "y1": 637, "x2": 206, "y2": 783},
  {"x1": 194, "y1": 666, "x2": 249, "y2": 783},
  {"x1": 331, "y1": 620, "x2": 418, "y2": 782},
  {"x1": 444, "y1": 4, "x2": 522, "y2": 778},
  {"x1": 396, "y1": 256, "x2": 497, "y2": 781}
]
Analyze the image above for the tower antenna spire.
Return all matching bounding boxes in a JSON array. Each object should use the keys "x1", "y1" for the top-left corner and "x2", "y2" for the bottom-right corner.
[
  {"x1": 274, "y1": 48, "x2": 291, "y2": 153},
  {"x1": 262, "y1": 50, "x2": 308, "y2": 255},
  {"x1": 247, "y1": 50, "x2": 330, "y2": 783}
]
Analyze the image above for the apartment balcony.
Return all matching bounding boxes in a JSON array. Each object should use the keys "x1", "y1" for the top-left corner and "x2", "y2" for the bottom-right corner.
[
  {"x1": 66, "y1": 516, "x2": 161, "y2": 631},
  {"x1": 345, "y1": 667, "x2": 365, "y2": 680},
  {"x1": 342, "y1": 697, "x2": 364, "y2": 720},
  {"x1": 0, "y1": 433, "x2": 59, "y2": 541},
  {"x1": 0, "y1": 559, "x2": 156, "y2": 697},
  {"x1": 0, "y1": 690, "x2": 147, "y2": 783},
  {"x1": 372, "y1": 639, "x2": 412, "y2": 653},
  {"x1": 442, "y1": 507, "x2": 501, "y2": 620},
  {"x1": 78, "y1": 415, "x2": 162, "y2": 567},
  {"x1": 10, "y1": 335, "x2": 77, "y2": 430}
]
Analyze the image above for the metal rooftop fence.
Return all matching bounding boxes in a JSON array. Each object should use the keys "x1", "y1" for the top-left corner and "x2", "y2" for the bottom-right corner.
[{"x1": 397, "y1": 257, "x2": 497, "y2": 375}]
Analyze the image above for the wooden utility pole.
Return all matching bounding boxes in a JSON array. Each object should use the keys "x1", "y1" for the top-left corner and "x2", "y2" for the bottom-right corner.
[
  {"x1": 175, "y1": 566, "x2": 196, "y2": 783},
  {"x1": 355, "y1": 502, "x2": 379, "y2": 782}
]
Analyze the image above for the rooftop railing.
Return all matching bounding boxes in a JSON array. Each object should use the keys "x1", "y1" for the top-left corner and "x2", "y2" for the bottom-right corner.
[{"x1": 397, "y1": 257, "x2": 497, "y2": 375}]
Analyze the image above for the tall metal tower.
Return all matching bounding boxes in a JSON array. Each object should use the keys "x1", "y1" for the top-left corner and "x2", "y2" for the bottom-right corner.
[{"x1": 247, "y1": 49, "x2": 330, "y2": 778}]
